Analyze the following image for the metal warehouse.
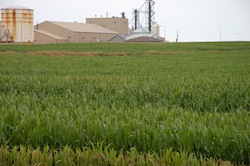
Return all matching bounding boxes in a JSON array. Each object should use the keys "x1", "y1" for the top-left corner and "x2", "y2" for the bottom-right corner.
[
  {"x1": 35, "y1": 21, "x2": 118, "y2": 43},
  {"x1": 34, "y1": 29, "x2": 68, "y2": 44}
]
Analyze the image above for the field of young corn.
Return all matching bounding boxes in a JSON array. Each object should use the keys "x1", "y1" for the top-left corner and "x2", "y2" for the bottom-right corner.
[{"x1": 0, "y1": 42, "x2": 250, "y2": 165}]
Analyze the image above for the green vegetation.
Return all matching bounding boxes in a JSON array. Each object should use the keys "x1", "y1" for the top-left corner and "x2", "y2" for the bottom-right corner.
[{"x1": 0, "y1": 42, "x2": 250, "y2": 165}]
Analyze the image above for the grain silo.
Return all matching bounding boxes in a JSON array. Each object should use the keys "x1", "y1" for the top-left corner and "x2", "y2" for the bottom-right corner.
[{"x1": 1, "y1": 6, "x2": 34, "y2": 43}]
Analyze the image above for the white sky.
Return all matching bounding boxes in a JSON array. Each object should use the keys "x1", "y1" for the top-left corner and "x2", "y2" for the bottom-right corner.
[{"x1": 1, "y1": 0, "x2": 250, "y2": 42}]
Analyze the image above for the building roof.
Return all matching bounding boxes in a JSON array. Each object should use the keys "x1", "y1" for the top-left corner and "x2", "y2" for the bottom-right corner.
[
  {"x1": 108, "y1": 34, "x2": 128, "y2": 42},
  {"x1": 1, "y1": 6, "x2": 32, "y2": 10},
  {"x1": 108, "y1": 33, "x2": 164, "y2": 42},
  {"x1": 35, "y1": 30, "x2": 67, "y2": 40},
  {"x1": 125, "y1": 33, "x2": 160, "y2": 41},
  {"x1": 125, "y1": 33, "x2": 164, "y2": 42},
  {"x1": 47, "y1": 21, "x2": 118, "y2": 34},
  {"x1": 86, "y1": 17, "x2": 128, "y2": 21}
]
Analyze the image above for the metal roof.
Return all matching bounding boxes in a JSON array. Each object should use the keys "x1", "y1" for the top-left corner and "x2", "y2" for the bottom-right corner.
[
  {"x1": 109, "y1": 33, "x2": 164, "y2": 42},
  {"x1": 1, "y1": 6, "x2": 32, "y2": 10},
  {"x1": 47, "y1": 21, "x2": 118, "y2": 34},
  {"x1": 125, "y1": 33, "x2": 160, "y2": 41},
  {"x1": 35, "y1": 30, "x2": 66, "y2": 40},
  {"x1": 108, "y1": 35, "x2": 128, "y2": 42}
]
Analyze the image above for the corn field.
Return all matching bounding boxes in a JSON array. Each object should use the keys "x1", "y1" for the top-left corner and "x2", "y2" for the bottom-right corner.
[{"x1": 0, "y1": 42, "x2": 250, "y2": 165}]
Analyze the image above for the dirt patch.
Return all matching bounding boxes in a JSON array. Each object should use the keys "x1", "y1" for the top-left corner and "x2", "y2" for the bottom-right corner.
[
  {"x1": 27, "y1": 51, "x2": 138, "y2": 56},
  {"x1": 0, "y1": 51, "x2": 21, "y2": 55},
  {"x1": 0, "y1": 50, "x2": 183, "y2": 56}
]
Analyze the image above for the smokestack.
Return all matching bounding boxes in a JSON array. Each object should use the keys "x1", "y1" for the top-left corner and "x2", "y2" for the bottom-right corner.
[
  {"x1": 121, "y1": 12, "x2": 125, "y2": 18},
  {"x1": 148, "y1": 0, "x2": 152, "y2": 32},
  {"x1": 134, "y1": 9, "x2": 138, "y2": 30}
]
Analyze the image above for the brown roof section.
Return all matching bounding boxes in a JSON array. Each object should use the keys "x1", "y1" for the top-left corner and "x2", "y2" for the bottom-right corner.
[
  {"x1": 35, "y1": 29, "x2": 66, "y2": 40},
  {"x1": 47, "y1": 21, "x2": 118, "y2": 34}
]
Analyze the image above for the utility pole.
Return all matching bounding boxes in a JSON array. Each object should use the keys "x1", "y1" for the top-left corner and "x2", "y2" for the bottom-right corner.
[
  {"x1": 237, "y1": 33, "x2": 243, "y2": 41},
  {"x1": 219, "y1": 27, "x2": 222, "y2": 42},
  {"x1": 176, "y1": 31, "x2": 179, "y2": 42}
]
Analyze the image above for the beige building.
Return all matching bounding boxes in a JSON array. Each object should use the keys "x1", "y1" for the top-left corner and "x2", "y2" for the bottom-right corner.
[
  {"x1": 86, "y1": 17, "x2": 129, "y2": 35},
  {"x1": 34, "y1": 29, "x2": 68, "y2": 44},
  {"x1": 35, "y1": 21, "x2": 118, "y2": 43}
]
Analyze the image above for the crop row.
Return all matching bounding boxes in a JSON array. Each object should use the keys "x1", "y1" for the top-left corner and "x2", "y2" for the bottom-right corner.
[
  {"x1": 0, "y1": 42, "x2": 250, "y2": 53},
  {"x1": 0, "y1": 145, "x2": 237, "y2": 166},
  {"x1": 1, "y1": 74, "x2": 249, "y2": 112},
  {"x1": 1, "y1": 102, "x2": 249, "y2": 163}
]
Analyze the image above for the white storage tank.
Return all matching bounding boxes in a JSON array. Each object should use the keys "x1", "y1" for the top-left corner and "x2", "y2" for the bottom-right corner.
[
  {"x1": 1, "y1": 6, "x2": 34, "y2": 43},
  {"x1": 151, "y1": 24, "x2": 160, "y2": 36}
]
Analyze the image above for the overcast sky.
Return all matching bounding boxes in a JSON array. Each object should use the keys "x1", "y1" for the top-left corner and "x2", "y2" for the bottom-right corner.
[{"x1": 1, "y1": 0, "x2": 250, "y2": 42}]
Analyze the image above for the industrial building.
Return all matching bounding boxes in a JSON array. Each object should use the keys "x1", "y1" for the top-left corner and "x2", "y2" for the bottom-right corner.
[
  {"x1": 109, "y1": 33, "x2": 163, "y2": 42},
  {"x1": 109, "y1": 0, "x2": 164, "y2": 42},
  {"x1": 34, "y1": 29, "x2": 68, "y2": 44},
  {"x1": 86, "y1": 17, "x2": 129, "y2": 35},
  {"x1": 34, "y1": 21, "x2": 119, "y2": 43},
  {"x1": 0, "y1": 6, "x2": 34, "y2": 43},
  {"x1": 0, "y1": 0, "x2": 165, "y2": 44},
  {"x1": 0, "y1": 6, "x2": 128, "y2": 44}
]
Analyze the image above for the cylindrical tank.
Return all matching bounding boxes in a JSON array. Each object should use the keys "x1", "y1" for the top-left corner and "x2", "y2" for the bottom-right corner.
[
  {"x1": 1, "y1": 6, "x2": 34, "y2": 43},
  {"x1": 151, "y1": 24, "x2": 160, "y2": 36}
]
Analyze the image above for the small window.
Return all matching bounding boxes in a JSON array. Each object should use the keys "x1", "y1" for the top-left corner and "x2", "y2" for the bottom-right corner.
[
  {"x1": 68, "y1": 36, "x2": 71, "y2": 39},
  {"x1": 114, "y1": 22, "x2": 116, "y2": 23},
  {"x1": 82, "y1": 37, "x2": 84, "y2": 39},
  {"x1": 93, "y1": 37, "x2": 96, "y2": 40}
]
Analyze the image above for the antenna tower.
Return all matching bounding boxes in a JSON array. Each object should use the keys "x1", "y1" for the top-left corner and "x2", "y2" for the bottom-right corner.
[
  {"x1": 130, "y1": 0, "x2": 156, "y2": 32},
  {"x1": 145, "y1": 0, "x2": 155, "y2": 32}
]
